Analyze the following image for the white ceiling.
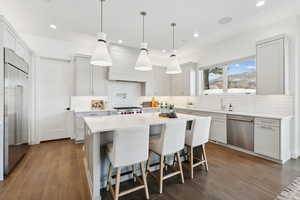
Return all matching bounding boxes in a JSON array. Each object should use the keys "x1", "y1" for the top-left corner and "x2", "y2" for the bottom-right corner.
[{"x1": 0, "y1": 0, "x2": 299, "y2": 53}]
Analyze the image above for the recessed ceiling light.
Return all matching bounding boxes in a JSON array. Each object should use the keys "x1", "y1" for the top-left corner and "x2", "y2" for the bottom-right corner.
[
  {"x1": 118, "y1": 40, "x2": 123, "y2": 44},
  {"x1": 162, "y1": 49, "x2": 166, "y2": 53},
  {"x1": 218, "y1": 17, "x2": 232, "y2": 25},
  {"x1": 256, "y1": 0, "x2": 265, "y2": 7},
  {"x1": 50, "y1": 24, "x2": 57, "y2": 29},
  {"x1": 193, "y1": 33, "x2": 199, "y2": 38}
]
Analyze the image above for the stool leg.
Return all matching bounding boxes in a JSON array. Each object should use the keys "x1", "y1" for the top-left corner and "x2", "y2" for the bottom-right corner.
[
  {"x1": 115, "y1": 167, "x2": 121, "y2": 200},
  {"x1": 172, "y1": 154, "x2": 177, "y2": 167},
  {"x1": 140, "y1": 162, "x2": 150, "y2": 199},
  {"x1": 159, "y1": 155, "x2": 164, "y2": 194},
  {"x1": 146, "y1": 151, "x2": 152, "y2": 174},
  {"x1": 106, "y1": 163, "x2": 112, "y2": 191},
  {"x1": 190, "y1": 146, "x2": 194, "y2": 179},
  {"x1": 202, "y1": 144, "x2": 208, "y2": 172},
  {"x1": 132, "y1": 165, "x2": 136, "y2": 182},
  {"x1": 176, "y1": 152, "x2": 185, "y2": 184}
]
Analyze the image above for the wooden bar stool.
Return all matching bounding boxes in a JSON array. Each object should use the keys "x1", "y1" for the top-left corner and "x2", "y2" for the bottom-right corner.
[
  {"x1": 106, "y1": 125, "x2": 150, "y2": 200},
  {"x1": 185, "y1": 117, "x2": 211, "y2": 179},
  {"x1": 146, "y1": 119, "x2": 187, "y2": 194}
]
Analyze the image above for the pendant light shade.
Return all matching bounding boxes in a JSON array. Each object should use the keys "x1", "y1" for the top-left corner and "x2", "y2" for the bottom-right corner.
[
  {"x1": 91, "y1": 0, "x2": 112, "y2": 67},
  {"x1": 166, "y1": 51, "x2": 182, "y2": 74},
  {"x1": 91, "y1": 32, "x2": 112, "y2": 66},
  {"x1": 166, "y1": 23, "x2": 181, "y2": 74},
  {"x1": 135, "y1": 43, "x2": 152, "y2": 71},
  {"x1": 135, "y1": 11, "x2": 152, "y2": 71}
]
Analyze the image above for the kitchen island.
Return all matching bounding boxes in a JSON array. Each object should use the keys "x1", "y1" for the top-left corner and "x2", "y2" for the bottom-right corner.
[{"x1": 83, "y1": 113, "x2": 197, "y2": 200}]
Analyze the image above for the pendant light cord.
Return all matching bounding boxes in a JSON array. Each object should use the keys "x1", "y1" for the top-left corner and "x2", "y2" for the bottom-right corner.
[
  {"x1": 171, "y1": 23, "x2": 176, "y2": 50},
  {"x1": 142, "y1": 14, "x2": 145, "y2": 42},
  {"x1": 172, "y1": 25, "x2": 174, "y2": 49},
  {"x1": 100, "y1": 0, "x2": 103, "y2": 32},
  {"x1": 140, "y1": 11, "x2": 146, "y2": 43}
]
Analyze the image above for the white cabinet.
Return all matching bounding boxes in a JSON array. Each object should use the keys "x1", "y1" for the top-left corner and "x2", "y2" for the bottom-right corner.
[
  {"x1": 74, "y1": 56, "x2": 92, "y2": 96},
  {"x1": 74, "y1": 111, "x2": 116, "y2": 142},
  {"x1": 74, "y1": 55, "x2": 108, "y2": 96},
  {"x1": 254, "y1": 118, "x2": 280, "y2": 159},
  {"x1": 92, "y1": 66, "x2": 108, "y2": 96},
  {"x1": 3, "y1": 28, "x2": 16, "y2": 50},
  {"x1": 144, "y1": 66, "x2": 170, "y2": 96},
  {"x1": 3, "y1": 25, "x2": 31, "y2": 65},
  {"x1": 256, "y1": 35, "x2": 286, "y2": 95},
  {"x1": 209, "y1": 113, "x2": 227, "y2": 144},
  {"x1": 170, "y1": 62, "x2": 197, "y2": 96},
  {"x1": 175, "y1": 108, "x2": 227, "y2": 144}
]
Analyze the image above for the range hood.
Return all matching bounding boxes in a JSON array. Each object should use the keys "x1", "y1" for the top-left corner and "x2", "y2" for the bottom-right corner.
[{"x1": 108, "y1": 44, "x2": 149, "y2": 82}]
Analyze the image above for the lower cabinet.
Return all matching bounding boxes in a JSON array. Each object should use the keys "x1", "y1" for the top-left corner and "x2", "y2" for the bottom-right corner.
[
  {"x1": 254, "y1": 118, "x2": 280, "y2": 159},
  {"x1": 176, "y1": 108, "x2": 291, "y2": 163},
  {"x1": 176, "y1": 108, "x2": 227, "y2": 144},
  {"x1": 74, "y1": 111, "x2": 116, "y2": 142},
  {"x1": 210, "y1": 116, "x2": 227, "y2": 144}
]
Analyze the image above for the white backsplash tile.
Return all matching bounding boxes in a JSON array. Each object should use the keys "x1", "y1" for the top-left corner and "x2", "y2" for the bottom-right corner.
[{"x1": 166, "y1": 95, "x2": 293, "y2": 116}]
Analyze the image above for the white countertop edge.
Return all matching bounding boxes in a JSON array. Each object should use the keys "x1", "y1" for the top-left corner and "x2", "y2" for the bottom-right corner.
[
  {"x1": 83, "y1": 113, "x2": 197, "y2": 134},
  {"x1": 175, "y1": 106, "x2": 293, "y2": 120},
  {"x1": 72, "y1": 108, "x2": 117, "y2": 113},
  {"x1": 73, "y1": 107, "x2": 161, "y2": 113}
]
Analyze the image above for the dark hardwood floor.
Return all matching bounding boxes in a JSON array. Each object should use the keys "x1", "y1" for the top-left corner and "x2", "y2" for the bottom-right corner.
[{"x1": 0, "y1": 140, "x2": 299, "y2": 200}]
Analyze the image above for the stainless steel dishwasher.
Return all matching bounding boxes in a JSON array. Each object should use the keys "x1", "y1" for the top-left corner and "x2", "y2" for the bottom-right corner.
[{"x1": 227, "y1": 115, "x2": 254, "y2": 151}]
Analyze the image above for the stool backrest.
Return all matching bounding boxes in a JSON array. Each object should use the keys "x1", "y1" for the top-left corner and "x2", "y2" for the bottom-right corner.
[
  {"x1": 190, "y1": 117, "x2": 212, "y2": 147},
  {"x1": 160, "y1": 119, "x2": 187, "y2": 155},
  {"x1": 112, "y1": 125, "x2": 150, "y2": 167}
]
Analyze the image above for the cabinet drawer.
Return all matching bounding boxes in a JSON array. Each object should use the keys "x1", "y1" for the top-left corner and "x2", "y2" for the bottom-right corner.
[{"x1": 255, "y1": 118, "x2": 280, "y2": 127}]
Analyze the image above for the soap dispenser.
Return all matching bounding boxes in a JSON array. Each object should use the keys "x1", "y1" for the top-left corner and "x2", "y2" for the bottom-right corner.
[{"x1": 228, "y1": 104, "x2": 233, "y2": 112}]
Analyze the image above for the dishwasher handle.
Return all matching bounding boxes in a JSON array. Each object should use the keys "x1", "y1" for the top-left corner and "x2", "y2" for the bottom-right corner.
[{"x1": 227, "y1": 116, "x2": 254, "y2": 122}]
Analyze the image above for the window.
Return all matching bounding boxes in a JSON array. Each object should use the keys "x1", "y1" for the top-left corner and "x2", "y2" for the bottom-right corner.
[
  {"x1": 203, "y1": 66, "x2": 225, "y2": 94},
  {"x1": 201, "y1": 57, "x2": 256, "y2": 94},
  {"x1": 227, "y1": 59, "x2": 256, "y2": 94}
]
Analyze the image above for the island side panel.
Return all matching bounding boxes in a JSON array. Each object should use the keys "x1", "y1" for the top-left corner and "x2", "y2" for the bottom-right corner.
[{"x1": 84, "y1": 124, "x2": 101, "y2": 200}]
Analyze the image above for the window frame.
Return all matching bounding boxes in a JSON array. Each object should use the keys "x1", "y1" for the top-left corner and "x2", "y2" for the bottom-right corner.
[{"x1": 200, "y1": 56, "x2": 256, "y2": 95}]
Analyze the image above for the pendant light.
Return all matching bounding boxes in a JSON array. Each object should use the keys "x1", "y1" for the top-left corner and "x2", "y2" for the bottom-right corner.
[
  {"x1": 90, "y1": 0, "x2": 112, "y2": 67},
  {"x1": 166, "y1": 23, "x2": 182, "y2": 74},
  {"x1": 135, "y1": 11, "x2": 152, "y2": 71}
]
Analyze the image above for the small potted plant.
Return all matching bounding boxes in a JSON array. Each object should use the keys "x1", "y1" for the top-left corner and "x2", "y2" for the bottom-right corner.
[{"x1": 187, "y1": 101, "x2": 194, "y2": 108}]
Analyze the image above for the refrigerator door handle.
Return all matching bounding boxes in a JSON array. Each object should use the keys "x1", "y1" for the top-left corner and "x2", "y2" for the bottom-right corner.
[{"x1": 15, "y1": 85, "x2": 23, "y2": 145}]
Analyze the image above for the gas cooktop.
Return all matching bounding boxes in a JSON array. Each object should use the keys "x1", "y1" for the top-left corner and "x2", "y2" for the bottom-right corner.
[{"x1": 113, "y1": 107, "x2": 142, "y2": 110}]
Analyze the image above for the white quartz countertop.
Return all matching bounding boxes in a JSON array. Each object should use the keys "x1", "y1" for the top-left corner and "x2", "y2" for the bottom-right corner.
[
  {"x1": 175, "y1": 106, "x2": 293, "y2": 120},
  {"x1": 73, "y1": 107, "x2": 160, "y2": 113},
  {"x1": 72, "y1": 108, "x2": 117, "y2": 113},
  {"x1": 83, "y1": 113, "x2": 197, "y2": 134}
]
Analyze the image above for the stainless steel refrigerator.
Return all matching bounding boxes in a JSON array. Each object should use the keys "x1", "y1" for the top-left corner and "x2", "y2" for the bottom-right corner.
[{"x1": 4, "y1": 48, "x2": 29, "y2": 175}]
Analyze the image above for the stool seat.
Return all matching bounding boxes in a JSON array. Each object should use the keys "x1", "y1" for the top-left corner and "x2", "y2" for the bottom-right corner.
[
  {"x1": 185, "y1": 117, "x2": 211, "y2": 179},
  {"x1": 147, "y1": 119, "x2": 186, "y2": 194},
  {"x1": 106, "y1": 125, "x2": 150, "y2": 200}
]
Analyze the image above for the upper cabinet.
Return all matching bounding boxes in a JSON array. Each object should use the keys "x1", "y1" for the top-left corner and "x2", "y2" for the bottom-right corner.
[
  {"x1": 108, "y1": 45, "x2": 149, "y2": 82},
  {"x1": 74, "y1": 56, "x2": 92, "y2": 96},
  {"x1": 144, "y1": 66, "x2": 170, "y2": 96},
  {"x1": 256, "y1": 35, "x2": 287, "y2": 95},
  {"x1": 3, "y1": 27, "x2": 16, "y2": 50},
  {"x1": 169, "y1": 62, "x2": 197, "y2": 96},
  {"x1": 2, "y1": 18, "x2": 32, "y2": 65},
  {"x1": 73, "y1": 55, "x2": 108, "y2": 96}
]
